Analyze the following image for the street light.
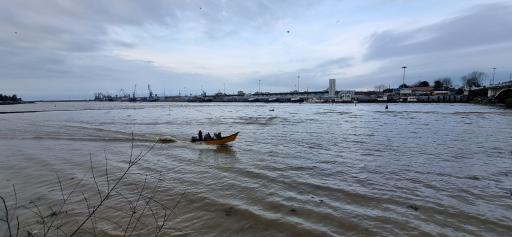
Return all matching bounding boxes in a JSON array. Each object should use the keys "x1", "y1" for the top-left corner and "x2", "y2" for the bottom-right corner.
[
  {"x1": 297, "y1": 75, "x2": 300, "y2": 92},
  {"x1": 258, "y1": 80, "x2": 261, "y2": 93},
  {"x1": 491, "y1": 67, "x2": 496, "y2": 85},
  {"x1": 401, "y1": 66, "x2": 407, "y2": 86}
]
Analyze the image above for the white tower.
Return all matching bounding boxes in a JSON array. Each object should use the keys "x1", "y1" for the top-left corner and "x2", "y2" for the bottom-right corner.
[{"x1": 328, "y1": 79, "x2": 336, "y2": 97}]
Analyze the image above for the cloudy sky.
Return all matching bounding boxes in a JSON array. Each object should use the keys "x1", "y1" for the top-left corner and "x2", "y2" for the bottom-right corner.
[{"x1": 1, "y1": 0, "x2": 512, "y2": 100}]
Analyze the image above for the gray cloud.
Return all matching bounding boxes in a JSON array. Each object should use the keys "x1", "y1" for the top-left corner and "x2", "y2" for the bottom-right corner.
[
  {"x1": 0, "y1": 0, "x2": 312, "y2": 99},
  {"x1": 364, "y1": 3, "x2": 512, "y2": 60},
  {"x1": 243, "y1": 57, "x2": 354, "y2": 93},
  {"x1": 1, "y1": 1, "x2": 511, "y2": 99}
]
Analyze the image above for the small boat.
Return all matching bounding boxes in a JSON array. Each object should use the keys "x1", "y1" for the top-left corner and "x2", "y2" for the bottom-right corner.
[{"x1": 192, "y1": 132, "x2": 239, "y2": 145}]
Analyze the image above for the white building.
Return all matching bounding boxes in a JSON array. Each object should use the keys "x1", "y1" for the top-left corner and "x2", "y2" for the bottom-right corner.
[{"x1": 328, "y1": 79, "x2": 336, "y2": 97}]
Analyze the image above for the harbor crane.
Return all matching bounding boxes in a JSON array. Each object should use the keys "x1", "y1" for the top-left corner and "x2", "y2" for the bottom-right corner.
[{"x1": 148, "y1": 84, "x2": 154, "y2": 99}]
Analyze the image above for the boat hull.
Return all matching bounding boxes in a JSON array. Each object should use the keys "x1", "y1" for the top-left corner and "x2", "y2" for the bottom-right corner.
[{"x1": 203, "y1": 132, "x2": 239, "y2": 145}]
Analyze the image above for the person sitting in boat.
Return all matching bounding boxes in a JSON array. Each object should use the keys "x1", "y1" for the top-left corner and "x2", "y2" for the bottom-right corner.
[
  {"x1": 204, "y1": 132, "x2": 212, "y2": 141},
  {"x1": 217, "y1": 132, "x2": 222, "y2": 139},
  {"x1": 198, "y1": 130, "x2": 203, "y2": 141}
]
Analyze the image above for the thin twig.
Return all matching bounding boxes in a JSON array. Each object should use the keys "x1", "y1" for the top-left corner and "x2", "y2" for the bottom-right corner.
[
  {"x1": 105, "y1": 149, "x2": 110, "y2": 191},
  {"x1": 129, "y1": 173, "x2": 164, "y2": 237},
  {"x1": 69, "y1": 140, "x2": 157, "y2": 237},
  {"x1": 147, "y1": 203, "x2": 159, "y2": 235},
  {"x1": 154, "y1": 192, "x2": 185, "y2": 237},
  {"x1": 12, "y1": 184, "x2": 19, "y2": 237},
  {"x1": 0, "y1": 195, "x2": 13, "y2": 237},
  {"x1": 124, "y1": 175, "x2": 148, "y2": 237},
  {"x1": 15, "y1": 216, "x2": 19, "y2": 237},
  {"x1": 56, "y1": 174, "x2": 65, "y2": 202},
  {"x1": 113, "y1": 189, "x2": 135, "y2": 210},
  {"x1": 90, "y1": 153, "x2": 103, "y2": 201},
  {"x1": 29, "y1": 201, "x2": 46, "y2": 236},
  {"x1": 82, "y1": 192, "x2": 97, "y2": 235},
  {"x1": 129, "y1": 132, "x2": 134, "y2": 164},
  {"x1": 44, "y1": 176, "x2": 85, "y2": 236}
]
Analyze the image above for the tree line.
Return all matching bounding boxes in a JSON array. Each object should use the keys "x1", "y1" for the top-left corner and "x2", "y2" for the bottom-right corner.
[
  {"x1": 375, "y1": 71, "x2": 489, "y2": 91},
  {"x1": 0, "y1": 93, "x2": 22, "y2": 102}
]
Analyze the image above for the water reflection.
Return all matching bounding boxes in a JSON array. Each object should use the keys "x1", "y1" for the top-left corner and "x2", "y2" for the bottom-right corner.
[
  {"x1": 214, "y1": 145, "x2": 236, "y2": 157},
  {"x1": 197, "y1": 145, "x2": 238, "y2": 167}
]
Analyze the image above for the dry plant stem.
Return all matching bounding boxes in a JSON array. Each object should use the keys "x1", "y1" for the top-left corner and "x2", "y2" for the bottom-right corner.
[
  {"x1": 12, "y1": 184, "x2": 19, "y2": 236},
  {"x1": 114, "y1": 190, "x2": 135, "y2": 210},
  {"x1": 28, "y1": 201, "x2": 47, "y2": 235},
  {"x1": 15, "y1": 216, "x2": 19, "y2": 237},
  {"x1": 90, "y1": 153, "x2": 103, "y2": 201},
  {"x1": 0, "y1": 195, "x2": 13, "y2": 237},
  {"x1": 148, "y1": 203, "x2": 159, "y2": 235},
  {"x1": 81, "y1": 192, "x2": 96, "y2": 236},
  {"x1": 44, "y1": 177, "x2": 84, "y2": 236},
  {"x1": 123, "y1": 176, "x2": 148, "y2": 237},
  {"x1": 56, "y1": 174, "x2": 65, "y2": 202},
  {"x1": 154, "y1": 192, "x2": 186, "y2": 236},
  {"x1": 69, "y1": 141, "x2": 157, "y2": 237},
  {"x1": 105, "y1": 150, "x2": 110, "y2": 191},
  {"x1": 128, "y1": 173, "x2": 163, "y2": 237}
]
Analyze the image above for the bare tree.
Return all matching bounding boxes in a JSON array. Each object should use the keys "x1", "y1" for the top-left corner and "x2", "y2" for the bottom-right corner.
[
  {"x1": 441, "y1": 77, "x2": 453, "y2": 89},
  {"x1": 462, "y1": 71, "x2": 486, "y2": 88},
  {"x1": 433, "y1": 77, "x2": 453, "y2": 90}
]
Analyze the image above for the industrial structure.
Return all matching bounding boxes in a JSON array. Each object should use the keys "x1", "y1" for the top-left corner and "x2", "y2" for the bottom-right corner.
[{"x1": 93, "y1": 78, "x2": 477, "y2": 103}]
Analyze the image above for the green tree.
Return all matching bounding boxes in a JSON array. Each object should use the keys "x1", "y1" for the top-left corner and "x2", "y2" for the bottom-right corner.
[
  {"x1": 433, "y1": 77, "x2": 453, "y2": 90},
  {"x1": 433, "y1": 80, "x2": 444, "y2": 90},
  {"x1": 415, "y1": 81, "x2": 430, "y2": 87}
]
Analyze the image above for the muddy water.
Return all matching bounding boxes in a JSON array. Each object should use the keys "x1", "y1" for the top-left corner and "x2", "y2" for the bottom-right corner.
[{"x1": 1, "y1": 102, "x2": 512, "y2": 236}]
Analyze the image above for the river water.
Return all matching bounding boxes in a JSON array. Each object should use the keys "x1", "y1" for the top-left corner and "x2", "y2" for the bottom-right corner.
[{"x1": 0, "y1": 102, "x2": 511, "y2": 236}]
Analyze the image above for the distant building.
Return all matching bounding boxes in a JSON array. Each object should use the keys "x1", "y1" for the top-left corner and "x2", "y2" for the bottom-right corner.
[
  {"x1": 411, "y1": 87, "x2": 433, "y2": 95},
  {"x1": 328, "y1": 79, "x2": 336, "y2": 97},
  {"x1": 338, "y1": 91, "x2": 354, "y2": 102},
  {"x1": 400, "y1": 88, "x2": 412, "y2": 95}
]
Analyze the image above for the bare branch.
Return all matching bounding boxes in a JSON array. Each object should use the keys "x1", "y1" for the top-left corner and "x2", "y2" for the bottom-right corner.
[
  {"x1": 15, "y1": 216, "x2": 19, "y2": 237},
  {"x1": 44, "y1": 176, "x2": 85, "y2": 236},
  {"x1": 90, "y1": 153, "x2": 103, "y2": 201},
  {"x1": 12, "y1": 184, "x2": 19, "y2": 237},
  {"x1": 29, "y1": 201, "x2": 46, "y2": 236},
  {"x1": 124, "y1": 175, "x2": 148, "y2": 237},
  {"x1": 113, "y1": 189, "x2": 135, "y2": 210},
  {"x1": 0, "y1": 195, "x2": 13, "y2": 237},
  {"x1": 129, "y1": 132, "x2": 134, "y2": 164},
  {"x1": 104, "y1": 149, "x2": 110, "y2": 191},
  {"x1": 155, "y1": 192, "x2": 186, "y2": 237},
  {"x1": 81, "y1": 192, "x2": 96, "y2": 236},
  {"x1": 56, "y1": 174, "x2": 65, "y2": 203},
  {"x1": 69, "y1": 141, "x2": 157, "y2": 237}
]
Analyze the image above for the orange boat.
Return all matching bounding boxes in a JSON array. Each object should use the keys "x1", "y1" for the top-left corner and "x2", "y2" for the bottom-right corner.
[
  {"x1": 192, "y1": 132, "x2": 239, "y2": 145},
  {"x1": 205, "y1": 132, "x2": 239, "y2": 145}
]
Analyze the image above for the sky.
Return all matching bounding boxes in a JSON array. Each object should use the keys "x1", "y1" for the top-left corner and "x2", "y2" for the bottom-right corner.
[{"x1": 1, "y1": 0, "x2": 512, "y2": 100}]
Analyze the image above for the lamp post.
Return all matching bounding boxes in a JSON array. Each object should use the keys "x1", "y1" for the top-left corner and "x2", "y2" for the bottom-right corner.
[
  {"x1": 491, "y1": 67, "x2": 496, "y2": 85},
  {"x1": 401, "y1": 66, "x2": 407, "y2": 86},
  {"x1": 297, "y1": 75, "x2": 300, "y2": 92},
  {"x1": 258, "y1": 80, "x2": 261, "y2": 93}
]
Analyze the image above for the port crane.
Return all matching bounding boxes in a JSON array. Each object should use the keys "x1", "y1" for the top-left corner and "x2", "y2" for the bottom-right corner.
[{"x1": 147, "y1": 84, "x2": 158, "y2": 101}]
